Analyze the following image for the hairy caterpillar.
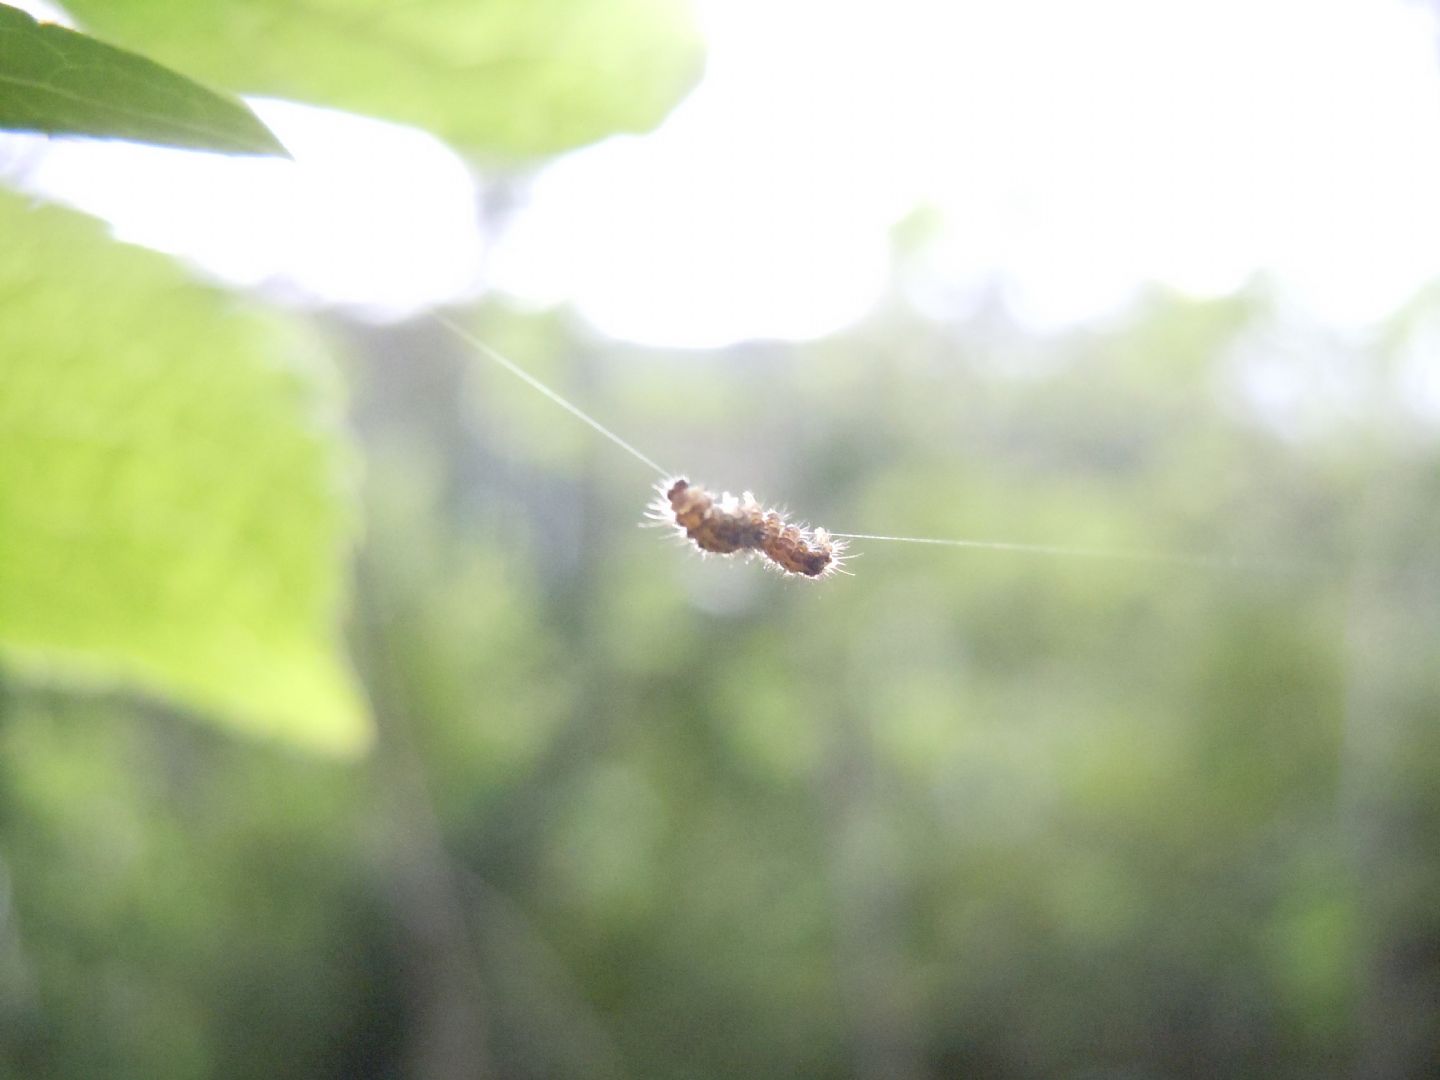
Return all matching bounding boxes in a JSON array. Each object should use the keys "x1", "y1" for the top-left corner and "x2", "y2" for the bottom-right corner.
[
  {"x1": 436, "y1": 315, "x2": 1299, "y2": 581},
  {"x1": 650, "y1": 478, "x2": 847, "y2": 578}
]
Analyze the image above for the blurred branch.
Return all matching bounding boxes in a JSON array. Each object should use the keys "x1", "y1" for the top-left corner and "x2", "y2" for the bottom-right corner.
[
  {"x1": 460, "y1": 870, "x2": 626, "y2": 1080},
  {"x1": 1341, "y1": 466, "x2": 1440, "y2": 1079},
  {"x1": 819, "y1": 688, "x2": 925, "y2": 1080},
  {"x1": 353, "y1": 555, "x2": 493, "y2": 1080}
]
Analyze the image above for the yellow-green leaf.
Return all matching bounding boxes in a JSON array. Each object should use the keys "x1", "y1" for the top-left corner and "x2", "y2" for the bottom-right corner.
[
  {"x1": 62, "y1": 0, "x2": 704, "y2": 157},
  {"x1": 0, "y1": 192, "x2": 368, "y2": 754}
]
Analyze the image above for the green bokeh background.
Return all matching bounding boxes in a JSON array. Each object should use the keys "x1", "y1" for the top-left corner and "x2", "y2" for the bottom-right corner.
[{"x1": 2, "y1": 1, "x2": 1439, "y2": 1077}]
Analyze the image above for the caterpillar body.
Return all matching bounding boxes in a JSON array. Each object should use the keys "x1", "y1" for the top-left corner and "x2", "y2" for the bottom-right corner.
[{"x1": 651, "y1": 478, "x2": 847, "y2": 579}]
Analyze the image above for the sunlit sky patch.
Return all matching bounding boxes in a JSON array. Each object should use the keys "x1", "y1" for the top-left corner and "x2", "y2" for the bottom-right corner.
[
  {"x1": 497, "y1": 0, "x2": 1440, "y2": 344},
  {"x1": 7, "y1": 98, "x2": 487, "y2": 322},
  {"x1": 7, "y1": 0, "x2": 1440, "y2": 344}
]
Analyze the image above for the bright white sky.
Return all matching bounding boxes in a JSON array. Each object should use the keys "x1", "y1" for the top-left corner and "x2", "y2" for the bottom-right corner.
[{"x1": 10, "y1": 0, "x2": 1440, "y2": 346}]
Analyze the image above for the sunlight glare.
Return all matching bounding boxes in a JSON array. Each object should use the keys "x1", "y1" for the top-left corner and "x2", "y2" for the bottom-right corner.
[
  {"x1": 492, "y1": 0, "x2": 1440, "y2": 343},
  {"x1": 11, "y1": 99, "x2": 486, "y2": 322},
  {"x1": 8, "y1": 0, "x2": 1440, "y2": 344}
]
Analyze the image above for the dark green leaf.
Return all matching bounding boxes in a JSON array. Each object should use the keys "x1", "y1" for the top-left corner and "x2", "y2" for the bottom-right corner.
[{"x1": 0, "y1": 3, "x2": 287, "y2": 155}]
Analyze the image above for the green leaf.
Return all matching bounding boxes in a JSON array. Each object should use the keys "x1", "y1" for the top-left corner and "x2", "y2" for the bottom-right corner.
[
  {"x1": 0, "y1": 192, "x2": 369, "y2": 754},
  {"x1": 0, "y1": 3, "x2": 287, "y2": 155},
  {"x1": 62, "y1": 0, "x2": 705, "y2": 158}
]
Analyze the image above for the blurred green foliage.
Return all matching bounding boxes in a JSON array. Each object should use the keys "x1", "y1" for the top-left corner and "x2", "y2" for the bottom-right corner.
[
  {"x1": 2, "y1": 0, "x2": 1438, "y2": 1077},
  {"x1": 7, "y1": 285, "x2": 1438, "y2": 1076}
]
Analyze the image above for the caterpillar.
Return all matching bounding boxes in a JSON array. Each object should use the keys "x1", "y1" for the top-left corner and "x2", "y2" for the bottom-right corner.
[
  {"x1": 435, "y1": 315, "x2": 1304, "y2": 582},
  {"x1": 430, "y1": 315, "x2": 1312, "y2": 582},
  {"x1": 650, "y1": 478, "x2": 847, "y2": 578}
]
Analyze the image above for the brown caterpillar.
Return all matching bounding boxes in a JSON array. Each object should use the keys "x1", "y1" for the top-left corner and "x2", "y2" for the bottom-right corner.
[{"x1": 649, "y1": 478, "x2": 847, "y2": 578}]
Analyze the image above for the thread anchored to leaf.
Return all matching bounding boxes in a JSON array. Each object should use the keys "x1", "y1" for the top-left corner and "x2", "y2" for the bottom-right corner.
[{"x1": 651, "y1": 478, "x2": 846, "y2": 578}]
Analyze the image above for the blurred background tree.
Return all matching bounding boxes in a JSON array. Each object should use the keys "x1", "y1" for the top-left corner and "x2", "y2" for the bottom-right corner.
[{"x1": 2, "y1": 2, "x2": 1439, "y2": 1079}]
